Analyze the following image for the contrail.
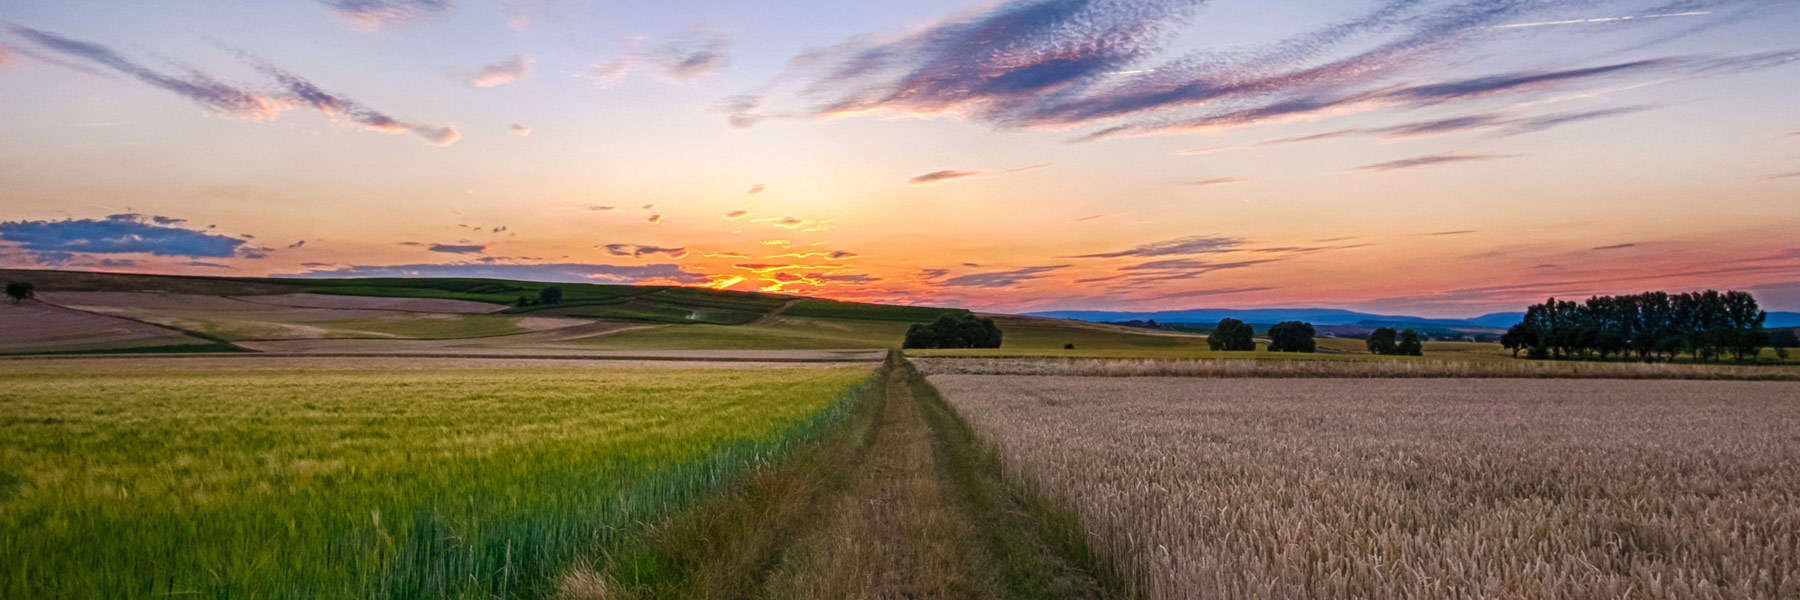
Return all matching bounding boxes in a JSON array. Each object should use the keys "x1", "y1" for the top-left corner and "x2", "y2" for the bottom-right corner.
[{"x1": 1493, "y1": 11, "x2": 1711, "y2": 29}]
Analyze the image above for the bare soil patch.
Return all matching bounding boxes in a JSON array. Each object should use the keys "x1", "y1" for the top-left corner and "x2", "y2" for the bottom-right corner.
[
  {"x1": 932, "y1": 375, "x2": 1800, "y2": 599},
  {"x1": 230, "y1": 293, "x2": 507, "y2": 313},
  {"x1": 0, "y1": 301, "x2": 207, "y2": 352}
]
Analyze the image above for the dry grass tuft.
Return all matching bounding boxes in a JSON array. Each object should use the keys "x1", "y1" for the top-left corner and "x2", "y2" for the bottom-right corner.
[
  {"x1": 917, "y1": 357, "x2": 1800, "y2": 380},
  {"x1": 932, "y1": 375, "x2": 1800, "y2": 599}
]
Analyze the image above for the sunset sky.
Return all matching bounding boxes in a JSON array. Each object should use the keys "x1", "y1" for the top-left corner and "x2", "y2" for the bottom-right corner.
[{"x1": 2, "y1": 0, "x2": 1797, "y2": 316}]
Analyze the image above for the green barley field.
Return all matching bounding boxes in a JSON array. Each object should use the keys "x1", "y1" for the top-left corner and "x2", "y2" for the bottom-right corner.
[{"x1": 0, "y1": 363, "x2": 875, "y2": 599}]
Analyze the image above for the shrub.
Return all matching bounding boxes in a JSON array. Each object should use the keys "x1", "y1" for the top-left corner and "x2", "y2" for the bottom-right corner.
[
  {"x1": 1207, "y1": 318, "x2": 1255, "y2": 351},
  {"x1": 1396, "y1": 329, "x2": 1423, "y2": 356},
  {"x1": 538, "y1": 286, "x2": 564, "y2": 305},
  {"x1": 1266, "y1": 321, "x2": 1316, "y2": 352},
  {"x1": 1366, "y1": 327, "x2": 1398, "y2": 355},
  {"x1": 902, "y1": 314, "x2": 1003, "y2": 349}
]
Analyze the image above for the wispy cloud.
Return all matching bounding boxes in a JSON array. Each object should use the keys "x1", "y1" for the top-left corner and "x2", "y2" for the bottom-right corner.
[
  {"x1": 285, "y1": 262, "x2": 709, "y2": 284},
  {"x1": 1147, "y1": 286, "x2": 1275, "y2": 300},
  {"x1": 1183, "y1": 176, "x2": 1246, "y2": 186},
  {"x1": 908, "y1": 170, "x2": 981, "y2": 185},
  {"x1": 746, "y1": 184, "x2": 766, "y2": 196},
  {"x1": 1120, "y1": 258, "x2": 1281, "y2": 272},
  {"x1": 655, "y1": 31, "x2": 728, "y2": 80},
  {"x1": 9, "y1": 25, "x2": 457, "y2": 146},
  {"x1": 1353, "y1": 151, "x2": 1515, "y2": 172},
  {"x1": 510, "y1": 123, "x2": 531, "y2": 136},
  {"x1": 907, "y1": 163, "x2": 1047, "y2": 186},
  {"x1": 1070, "y1": 235, "x2": 1244, "y2": 259},
  {"x1": 0, "y1": 214, "x2": 247, "y2": 258},
  {"x1": 725, "y1": 210, "x2": 749, "y2": 219},
  {"x1": 941, "y1": 265, "x2": 1069, "y2": 288},
  {"x1": 470, "y1": 55, "x2": 530, "y2": 87},
  {"x1": 428, "y1": 243, "x2": 485, "y2": 254},
  {"x1": 603, "y1": 243, "x2": 687, "y2": 258},
  {"x1": 746, "y1": 0, "x2": 1792, "y2": 142},
  {"x1": 1591, "y1": 242, "x2": 1639, "y2": 250},
  {"x1": 318, "y1": 0, "x2": 449, "y2": 30}
]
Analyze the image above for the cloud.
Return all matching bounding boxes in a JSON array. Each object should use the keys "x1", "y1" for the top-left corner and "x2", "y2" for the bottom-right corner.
[
  {"x1": 248, "y1": 58, "x2": 460, "y2": 145},
  {"x1": 510, "y1": 123, "x2": 531, "y2": 136},
  {"x1": 725, "y1": 210, "x2": 749, "y2": 219},
  {"x1": 588, "y1": 205, "x2": 616, "y2": 211},
  {"x1": 654, "y1": 30, "x2": 728, "y2": 80},
  {"x1": 647, "y1": 214, "x2": 663, "y2": 224},
  {"x1": 318, "y1": 0, "x2": 449, "y2": 29},
  {"x1": 0, "y1": 214, "x2": 247, "y2": 257},
  {"x1": 1767, "y1": 171, "x2": 1800, "y2": 180},
  {"x1": 1591, "y1": 242, "x2": 1639, "y2": 250},
  {"x1": 908, "y1": 169, "x2": 981, "y2": 185},
  {"x1": 1354, "y1": 151, "x2": 1515, "y2": 172},
  {"x1": 908, "y1": 163, "x2": 1047, "y2": 185},
  {"x1": 8, "y1": 25, "x2": 286, "y2": 120},
  {"x1": 746, "y1": 184, "x2": 766, "y2": 196},
  {"x1": 186, "y1": 261, "x2": 232, "y2": 269},
  {"x1": 746, "y1": 0, "x2": 1793, "y2": 141},
  {"x1": 1120, "y1": 258, "x2": 1280, "y2": 272},
  {"x1": 0, "y1": 42, "x2": 10, "y2": 66},
  {"x1": 919, "y1": 268, "x2": 950, "y2": 280},
  {"x1": 1147, "y1": 286, "x2": 1275, "y2": 300},
  {"x1": 1183, "y1": 176, "x2": 1246, "y2": 186},
  {"x1": 1426, "y1": 229, "x2": 1477, "y2": 236},
  {"x1": 470, "y1": 55, "x2": 530, "y2": 87},
  {"x1": 1070, "y1": 235, "x2": 1244, "y2": 259},
  {"x1": 285, "y1": 262, "x2": 709, "y2": 284},
  {"x1": 941, "y1": 265, "x2": 1068, "y2": 288},
  {"x1": 428, "y1": 243, "x2": 485, "y2": 254},
  {"x1": 9, "y1": 25, "x2": 457, "y2": 146},
  {"x1": 288, "y1": 240, "x2": 306, "y2": 249},
  {"x1": 603, "y1": 243, "x2": 688, "y2": 258}
]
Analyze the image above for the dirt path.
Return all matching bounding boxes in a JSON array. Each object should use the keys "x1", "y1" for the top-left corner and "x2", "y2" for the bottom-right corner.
[
  {"x1": 582, "y1": 357, "x2": 1110, "y2": 600},
  {"x1": 750, "y1": 298, "x2": 803, "y2": 326},
  {"x1": 756, "y1": 360, "x2": 989, "y2": 598}
]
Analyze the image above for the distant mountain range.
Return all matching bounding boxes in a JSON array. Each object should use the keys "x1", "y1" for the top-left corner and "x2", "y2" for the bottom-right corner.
[{"x1": 1026, "y1": 308, "x2": 1800, "y2": 330}]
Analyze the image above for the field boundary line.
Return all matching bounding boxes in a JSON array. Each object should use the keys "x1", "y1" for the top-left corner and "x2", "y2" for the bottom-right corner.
[{"x1": 0, "y1": 351, "x2": 882, "y2": 363}]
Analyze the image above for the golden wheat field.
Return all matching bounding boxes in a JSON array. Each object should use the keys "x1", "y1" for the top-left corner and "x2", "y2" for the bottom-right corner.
[{"x1": 927, "y1": 375, "x2": 1800, "y2": 599}]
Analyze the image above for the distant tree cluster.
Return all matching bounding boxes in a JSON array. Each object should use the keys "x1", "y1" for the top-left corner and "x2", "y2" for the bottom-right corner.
[
  {"x1": 5, "y1": 281, "x2": 33, "y2": 304},
  {"x1": 1266, "y1": 321, "x2": 1316, "y2": 352},
  {"x1": 1501, "y1": 291, "x2": 1770, "y2": 361},
  {"x1": 1367, "y1": 327, "x2": 1423, "y2": 356},
  {"x1": 1207, "y1": 318, "x2": 1256, "y2": 351},
  {"x1": 903, "y1": 314, "x2": 1003, "y2": 349},
  {"x1": 514, "y1": 286, "x2": 564, "y2": 307}
]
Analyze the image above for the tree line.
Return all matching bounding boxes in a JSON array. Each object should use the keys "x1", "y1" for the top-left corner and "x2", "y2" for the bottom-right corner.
[{"x1": 1501, "y1": 290, "x2": 1774, "y2": 362}]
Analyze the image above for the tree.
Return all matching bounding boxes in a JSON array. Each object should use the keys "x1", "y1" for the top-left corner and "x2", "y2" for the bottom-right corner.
[
  {"x1": 1396, "y1": 329, "x2": 1423, "y2": 356},
  {"x1": 902, "y1": 314, "x2": 1003, "y2": 349},
  {"x1": 1207, "y1": 318, "x2": 1255, "y2": 351},
  {"x1": 1771, "y1": 329, "x2": 1800, "y2": 349},
  {"x1": 1366, "y1": 327, "x2": 1398, "y2": 355},
  {"x1": 537, "y1": 286, "x2": 563, "y2": 305},
  {"x1": 1266, "y1": 321, "x2": 1316, "y2": 352},
  {"x1": 4, "y1": 282, "x2": 33, "y2": 305},
  {"x1": 1500, "y1": 324, "x2": 1533, "y2": 358}
]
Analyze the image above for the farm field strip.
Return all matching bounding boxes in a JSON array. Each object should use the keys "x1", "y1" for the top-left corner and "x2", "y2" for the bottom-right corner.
[
  {"x1": 38, "y1": 292, "x2": 584, "y2": 341},
  {"x1": 0, "y1": 364, "x2": 877, "y2": 599},
  {"x1": 930, "y1": 375, "x2": 1800, "y2": 599},
  {"x1": 917, "y1": 356, "x2": 1800, "y2": 380}
]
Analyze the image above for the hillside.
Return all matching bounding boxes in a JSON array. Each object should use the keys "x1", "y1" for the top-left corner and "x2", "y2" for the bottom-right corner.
[{"x1": 1, "y1": 269, "x2": 1213, "y2": 356}]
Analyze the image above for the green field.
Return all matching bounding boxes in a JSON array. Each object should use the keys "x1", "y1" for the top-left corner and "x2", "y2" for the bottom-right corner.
[{"x1": 0, "y1": 365, "x2": 875, "y2": 599}]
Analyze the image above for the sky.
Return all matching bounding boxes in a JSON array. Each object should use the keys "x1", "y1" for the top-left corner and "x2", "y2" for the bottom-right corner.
[{"x1": 1, "y1": 0, "x2": 1797, "y2": 317}]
